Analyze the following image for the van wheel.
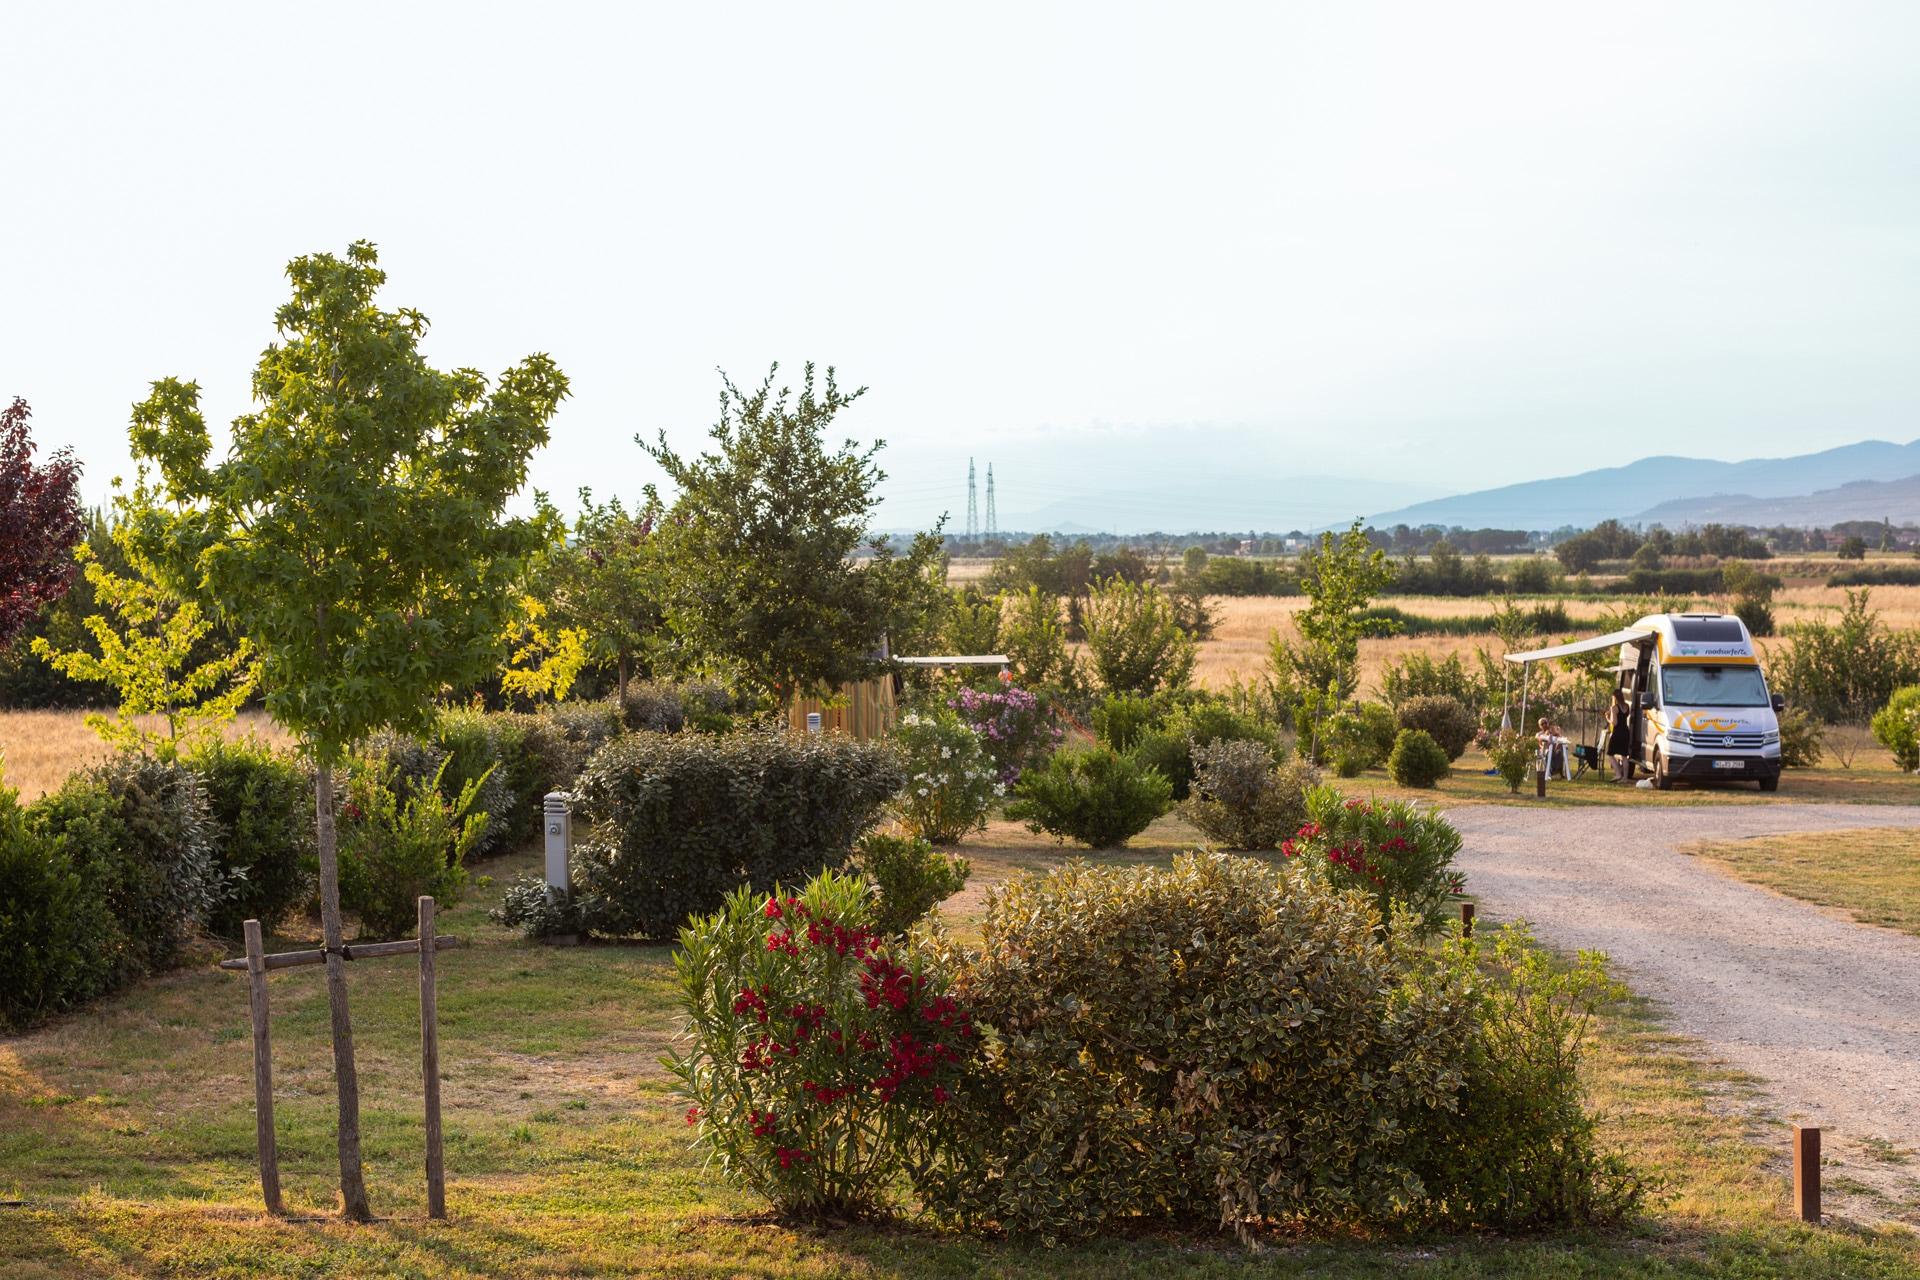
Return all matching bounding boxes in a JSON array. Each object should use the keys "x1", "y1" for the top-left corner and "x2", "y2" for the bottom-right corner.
[
  {"x1": 1652, "y1": 751, "x2": 1672, "y2": 791},
  {"x1": 1759, "y1": 775, "x2": 1779, "y2": 793}
]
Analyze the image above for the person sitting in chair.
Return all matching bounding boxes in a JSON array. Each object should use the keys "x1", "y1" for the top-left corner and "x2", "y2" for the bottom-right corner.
[{"x1": 1536, "y1": 716, "x2": 1571, "y2": 780}]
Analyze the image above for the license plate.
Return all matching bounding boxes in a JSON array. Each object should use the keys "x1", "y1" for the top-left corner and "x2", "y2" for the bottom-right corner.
[{"x1": 1711, "y1": 760, "x2": 1746, "y2": 770}]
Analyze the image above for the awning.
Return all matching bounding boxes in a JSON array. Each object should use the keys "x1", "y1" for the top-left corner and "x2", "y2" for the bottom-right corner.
[
  {"x1": 1503, "y1": 627, "x2": 1652, "y2": 666},
  {"x1": 894, "y1": 655, "x2": 1011, "y2": 667}
]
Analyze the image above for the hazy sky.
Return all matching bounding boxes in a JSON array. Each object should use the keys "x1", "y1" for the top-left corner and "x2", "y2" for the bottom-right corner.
[{"x1": 5, "y1": 2, "x2": 1917, "y2": 532}]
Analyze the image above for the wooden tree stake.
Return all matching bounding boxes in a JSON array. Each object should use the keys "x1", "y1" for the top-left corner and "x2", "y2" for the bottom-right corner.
[
  {"x1": 1460, "y1": 901, "x2": 1475, "y2": 937},
  {"x1": 243, "y1": 919, "x2": 283, "y2": 1216},
  {"x1": 419, "y1": 896, "x2": 447, "y2": 1220},
  {"x1": 1794, "y1": 1126, "x2": 1821, "y2": 1223}
]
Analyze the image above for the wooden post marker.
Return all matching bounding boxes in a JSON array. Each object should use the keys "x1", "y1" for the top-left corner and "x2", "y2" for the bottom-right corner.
[
  {"x1": 419, "y1": 896, "x2": 447, "y2": 1220},
  {"x1": 1460, "y1": 902, "x2": 1475, "y2": 937},
  {"x1": 1793, "y1": 1126, "x2": 1821, "y2": 1223},
  {"x1": 1535, "y1": 765, "x2": 1547, "y2": 798},
  {"x1": 243, "y1": 919, "x2": 283, "y2": 1215}
]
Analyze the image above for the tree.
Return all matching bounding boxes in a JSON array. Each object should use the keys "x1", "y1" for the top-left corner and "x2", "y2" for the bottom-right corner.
[
  {"x1": 1838, "y1": 535, "x2": 1868, "y2": 561},
  {"x1": 1267, "y1": 520, "x2": 1397, "y2": 705},
  {"x1": 642, "y1": 364, "x2": 943, "y2": 702},
  {"x1": 122, "y1": 241, "x2": 567, "y2": 1220},
  {"x1": 1082, "y1": 576, "x2": 1196, "y2": 696},
  {"x1": 537, "y1": 490, "x2": 665, "y2": 702},
  {"x1": 0, "y1": 398, "x2": 85, "y2": 650},
  {"x1": 31, "y1": 540, "x2": 257, "y2": 755}
]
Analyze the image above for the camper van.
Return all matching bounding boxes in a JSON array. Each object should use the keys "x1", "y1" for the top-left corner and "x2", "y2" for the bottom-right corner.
[{"x1": 1614, "y1": 613, "x2": 1784, "y2": 791}]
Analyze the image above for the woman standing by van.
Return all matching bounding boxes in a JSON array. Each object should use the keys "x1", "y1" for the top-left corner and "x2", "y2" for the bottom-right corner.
[{"x1": 1605, "y1": 687, "x2": 1633, "y2": 781}]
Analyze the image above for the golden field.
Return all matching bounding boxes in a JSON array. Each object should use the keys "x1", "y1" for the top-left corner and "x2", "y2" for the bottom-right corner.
[{"x1": 0, "y1": 710, "x2": 292, "y2": 803}]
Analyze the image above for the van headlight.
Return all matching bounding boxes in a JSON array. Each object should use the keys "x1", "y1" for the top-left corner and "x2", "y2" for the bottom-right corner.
[
  {"x1": 1764, "y1": 730, "x2": 1780, "y2": 744},
  {"x1": 1666, "y1": 728, "x2": 1692, "y2": 745}
]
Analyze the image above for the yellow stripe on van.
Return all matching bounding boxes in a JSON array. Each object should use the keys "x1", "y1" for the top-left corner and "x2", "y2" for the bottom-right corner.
[{"x1": 1655, "y1": 637, "x2": 1758, "y2": 666}]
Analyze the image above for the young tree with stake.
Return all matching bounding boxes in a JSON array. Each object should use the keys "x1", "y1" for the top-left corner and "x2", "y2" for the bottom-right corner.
[{"x1": 122, "y1": 242, "x2": 567, "y2": 1220}]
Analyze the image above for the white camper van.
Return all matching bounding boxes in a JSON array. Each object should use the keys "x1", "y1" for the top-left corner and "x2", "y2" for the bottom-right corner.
[
  {"x1": 1615, "y1": 613, "x2": 1783, "y2": 791},
  {"x1": 1504, "y1": 611, "x2": 1784, "y2": 791}
]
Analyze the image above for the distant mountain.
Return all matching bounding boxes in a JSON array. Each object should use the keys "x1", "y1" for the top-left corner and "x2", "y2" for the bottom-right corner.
[
  {"x1": 1632, "y1": 473, "x2": 1920, "y2": 528},
  {"x1": 1365, "y1": 439, "x2": 1920, "y2": 532}
]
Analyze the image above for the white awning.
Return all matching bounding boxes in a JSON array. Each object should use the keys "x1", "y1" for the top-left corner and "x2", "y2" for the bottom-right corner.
[
  {"x1": 1503, "y1": 627, "x2": 1653, "y2": 666},
  {"x1": 894, "y1": 655, "x2": 1011, "y2": 667}
]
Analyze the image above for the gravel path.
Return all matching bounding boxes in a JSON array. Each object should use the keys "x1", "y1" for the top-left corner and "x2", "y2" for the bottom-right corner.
[{"x1": 1447, "y1": 802, "x2": 1920, "y2": 1214}]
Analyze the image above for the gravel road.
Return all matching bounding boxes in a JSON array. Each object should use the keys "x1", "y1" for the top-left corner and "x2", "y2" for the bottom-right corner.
[{"x1": 1447, "y1": 802, "x2": 1920, "y2": 1216}]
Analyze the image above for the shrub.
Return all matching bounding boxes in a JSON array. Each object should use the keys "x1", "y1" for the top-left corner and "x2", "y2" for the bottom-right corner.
[
  {"x1": 920, "y1": 853, "x2": 1479, "y2": 1240},
  {"x1": 0, "y1": 780, "x2": 122, "y2": 1029},
  {"x1": 666, "y1": 870, "x2": 973, "y2": 1219},
  {"x1": 484, "y1": 711, "x2": 573, "y2": 842},
  {"x1": 1871, "y1": 685, "x2": 1920, "y2": 771},
  {"x1": 1827, "y1": 563, "x2": 1920, "y2": 588},
  {"x1": 429, "y1": 708, "x2": 516, "y2": 859},
  {"x1": 490, "y1": 874, "x2": 587, "y2": 939},
  {"x1": 539, "y1": 700, "x2": 627, "y2": 784},
  {"x1": 1411, "y1": 925, "x2": 1646, "y2": 1228},
  {"x1": 566, "y1": 731, "x2": 904, "y2": 941},
  {"x1": 189, "y1": 736, "x2": 314, "y2": 936},
  {"x1": 1125, "y1": 728, "x2": 1195, "y2": 797},
  {"x1": 1288, "y1": 787, "x2": 1464, "y2": 936},
  {"x1": 1481, "y1": 728, "x2": 1535, "y2": 793},
  {"x1": 1777, "y1": 706, "x2": 1825, "y2": 768},
  {"x1": 1007, "y1": 745, "x2": 1172, "y2": 849},
  {"x1": 1774, "y1": 590, "x2": 1920, "y2": 722},
  {"x1": 1081, "y1": 576, "x2": 1195, "y2": 696},
  {"x1": 1091, "y1": 692, "x2": 1158, "y2": 753},
  {"x1": 1183, "y1": 740, "x2": 1319, "y2": 850},
  {"x1": 949, "y1": 683, "x2": 1059, "y2": 785},
  {"x1": 1397, "y1": 694, "x2": 1477, "y2": 761},
  {"x1": 1387, "y1": 728, "x2": 1451, "y2": 788},
  {"x1": 1321, "y1": 703, "x2": 1396, "y2": 776},
  {"x1": 893, "y1": 709, "x2": 1001, "y2": 845},
  {"x1": 29, "y1": 754, "x2": 218, "y2": 979},
  {"x1": 849, "y1": 831, "x2": 970, "y2": 937},
  {"x1": 337, "y1": 756, "x2": 483, "y2": 939},
  {"x1": 1380, "y1": 650, "x2": 1490, "y2": 712}
]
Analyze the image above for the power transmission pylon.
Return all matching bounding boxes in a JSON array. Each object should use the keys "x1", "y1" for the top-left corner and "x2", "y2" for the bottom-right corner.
[
  {"x1": 966, "y1": 458, "x2": 978, "y2": 539},
  {"x1": 985, "y1": 464, "x2": 997, "y2": 537}
]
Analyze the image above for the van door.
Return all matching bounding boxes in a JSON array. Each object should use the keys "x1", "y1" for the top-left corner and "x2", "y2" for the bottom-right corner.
[{"x1": 1640, "y1": 663, "x2": 1663, "y2": 770}]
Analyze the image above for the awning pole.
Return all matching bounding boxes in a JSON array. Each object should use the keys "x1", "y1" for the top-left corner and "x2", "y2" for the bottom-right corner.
[
  {"x1": 1520, "y1": 662, "x2": 1530, "y2": 732},
  {"x1": 1501, "y1": 666, "x2": 1512, "y2": 733}
]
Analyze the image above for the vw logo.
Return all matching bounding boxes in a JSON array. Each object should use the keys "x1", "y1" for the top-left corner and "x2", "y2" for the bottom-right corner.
[{"x1": 1721, "y1": 735, "x2": 1735, "y2": 747}]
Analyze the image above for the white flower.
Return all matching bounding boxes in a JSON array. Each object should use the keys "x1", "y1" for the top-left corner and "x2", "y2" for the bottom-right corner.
[{"x1": 940, "y1": 746, "x2": 951, "y2": 759}]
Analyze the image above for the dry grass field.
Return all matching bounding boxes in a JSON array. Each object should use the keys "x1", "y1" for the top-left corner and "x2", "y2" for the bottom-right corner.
[{"x1": 0, "y1": 710, "x2": 292, "y2": 803}]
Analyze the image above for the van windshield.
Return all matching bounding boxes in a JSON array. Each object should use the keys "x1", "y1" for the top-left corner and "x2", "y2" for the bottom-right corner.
[{"x1": 1660, "y1": 665, "x2": 1769, "y2": 708}]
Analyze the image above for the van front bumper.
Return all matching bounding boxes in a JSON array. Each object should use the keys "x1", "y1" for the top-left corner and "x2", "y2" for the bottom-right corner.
[{"x1": 1665, "y1": 754, "x2": 1782, "y2": 781}]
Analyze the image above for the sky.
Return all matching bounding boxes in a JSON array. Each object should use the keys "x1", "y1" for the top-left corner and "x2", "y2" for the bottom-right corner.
[{"x1": 4, "y1": 2, "x2": 1917, "y2": 534}]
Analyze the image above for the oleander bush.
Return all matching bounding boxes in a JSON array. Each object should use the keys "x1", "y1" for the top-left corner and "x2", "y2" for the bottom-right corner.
[
  {"x1": 337, "y1": 756, "x2": 484, "y2": 939},
  {"x1": 1007, "y1": 744, "x2": 1172, "y2": 849},
  {"x1": 1480, "y1": 727, "x2": 1536, "y2": 793},
  {"x1": 562, "y1": 730, "x2": 905, "y2": 941},
  {"x1": 1287, "y1": 787, "x2": 1464, "y2": 937},
  {"x1": 1396, "y1": 694, "x2": 1477, "y2": 761},
  {"x1": 849, "y1": 830, "x2": 970, "y2": 937},
  {"x1": 1182, "y1": 739, "x2": 1319, "y2": 850},
  {"x1": 667, "y1": 870, "x2": 974, "y2": 1219},
  {"x1": 1387, "y1": 728, "x2": 1451, "y2": 788},
  {"x1": 918, "y1": 853, "x2": 1480, "y2": 1241},
  {"x1": 893, "y1": 708, "x2": 1001, "y2": 845},
  {"x1": 29, "y1": 754, "x2": 219, "y2": 980},
  {"x1": 0, "y1": 777, "x2": 122, "y2": 1030},
  {"x1": 188, "y1": 736, "x2": 314, "y2": 936},
  {"x1": 949, "y1": 683, "x2": 1059, "y2": 785}
]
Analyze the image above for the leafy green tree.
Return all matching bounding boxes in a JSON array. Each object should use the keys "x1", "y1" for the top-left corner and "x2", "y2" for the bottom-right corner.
[
  {"x1": 1266, "y1": 520, "x2": 1397, "y2": 705},
  {"x1": 1081, "y1": 576, "x2": 1195, "y2": 696},
  {"x1": 122, "y1": 241, "x2": 566, "y2": 1221},
  {"x1": 999, "y1": 586, "x2": 1082, "y2": 696},
  {"x1": 642, "y1": 364, "x2": 943, "y2": 702},
  {"x1": 539, "y1": 489, "x2": 664, "y2": 701},
  {"x1": 31, "y1": 539, "x2": 257, "y2": 756}
]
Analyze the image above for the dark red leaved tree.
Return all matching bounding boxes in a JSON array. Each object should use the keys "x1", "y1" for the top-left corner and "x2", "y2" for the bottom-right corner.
[{"x1": 0, "y1": 398, "x2": 86, "y2": 648}]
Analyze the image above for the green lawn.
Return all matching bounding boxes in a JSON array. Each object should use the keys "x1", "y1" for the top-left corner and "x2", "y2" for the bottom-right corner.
[
  {"x1": 1686, "y1": 828, "x2": 1920, "y2": 937},
  {"x1": 2, "y1": 828, "x2": 1918, "y2": 1278}
]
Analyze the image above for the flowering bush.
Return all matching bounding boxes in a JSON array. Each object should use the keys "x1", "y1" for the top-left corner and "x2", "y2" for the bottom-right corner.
[
  {"x1": 1286, "y1": 786, "x2": 1464, "y2": 937},
  {"x1": 1478, "y1": 727, "x2": 1535, "y2": 793},
  {"x1": 894, "y1": 709, "x2": 1002, "y2": 844},
  {"x1": 666, "y1": 870, "x2": 974, "y2": 1219},
  {"x1": 949, "y1": 683, "x2": 1060, "y2": 785}
]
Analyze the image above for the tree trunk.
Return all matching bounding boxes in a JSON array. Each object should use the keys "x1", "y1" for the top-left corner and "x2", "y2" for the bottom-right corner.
[
  {"x1": 314, "y1": 759, "x2": 372, "y2": 1221},
  {"x1": 617, "y1": 651, "x2": 631, "y2": 705}
]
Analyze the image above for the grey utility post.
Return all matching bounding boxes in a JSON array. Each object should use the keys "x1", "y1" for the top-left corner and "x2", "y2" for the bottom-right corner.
[{"x1": 543, "y1": 792, "x2": 573, "y2": 902}]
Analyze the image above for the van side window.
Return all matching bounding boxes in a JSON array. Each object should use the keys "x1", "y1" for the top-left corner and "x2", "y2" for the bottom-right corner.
[{"x1": 1646, "y1": 666, "x2": 1661, "y2": 708}]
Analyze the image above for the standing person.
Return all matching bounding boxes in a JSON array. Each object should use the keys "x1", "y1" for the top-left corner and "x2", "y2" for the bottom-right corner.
[{"x1": 1605, "y1": 687, "x2": 1633, "y2": 781}]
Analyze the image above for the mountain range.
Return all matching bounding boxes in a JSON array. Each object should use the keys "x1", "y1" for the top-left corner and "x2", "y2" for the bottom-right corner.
[{"x1": 1363, "y1": 439, "x2": 1920, "y2": 532}]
